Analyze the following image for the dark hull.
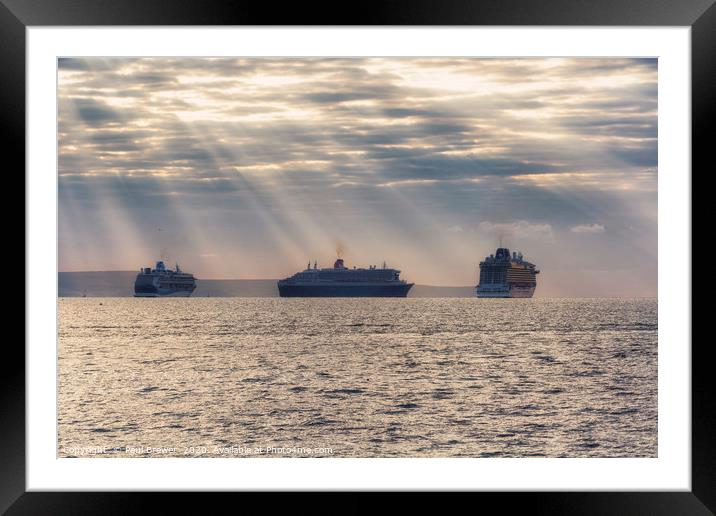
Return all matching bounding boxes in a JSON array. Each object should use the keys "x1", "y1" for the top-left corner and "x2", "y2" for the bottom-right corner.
[{"x1": 278, "y1": 283, "x2": 413, "y2": 297}]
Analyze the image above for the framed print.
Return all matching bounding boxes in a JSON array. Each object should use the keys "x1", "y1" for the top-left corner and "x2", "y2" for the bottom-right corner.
[{"x1": 7, "y1": 0, "x2": 712, "y2": 512}]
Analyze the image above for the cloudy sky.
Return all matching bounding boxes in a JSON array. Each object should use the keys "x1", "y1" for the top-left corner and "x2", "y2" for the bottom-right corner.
[{"x1": 58, "y1": 57, "x2": 657, "y2": 296}]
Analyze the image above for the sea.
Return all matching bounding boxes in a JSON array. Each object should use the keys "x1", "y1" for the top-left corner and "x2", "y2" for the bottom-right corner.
[{"x1": 58, "y1": 298, "x2": 657, "y2": 458}]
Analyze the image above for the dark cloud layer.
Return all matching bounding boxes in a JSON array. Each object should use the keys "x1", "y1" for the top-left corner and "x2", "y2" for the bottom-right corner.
[{"x1": 58, "y1": 58, "x2": 657, "y2": 294}]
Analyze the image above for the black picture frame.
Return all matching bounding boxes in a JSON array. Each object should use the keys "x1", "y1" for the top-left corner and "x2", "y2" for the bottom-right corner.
[{"x1": 6, "y1": 0, "x2": 711, "y2": 512}]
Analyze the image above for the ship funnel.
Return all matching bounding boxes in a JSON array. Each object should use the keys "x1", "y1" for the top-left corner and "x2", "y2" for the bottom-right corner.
[{"x1": 334, "y1": 258, "x2": 345, "y2": 269}]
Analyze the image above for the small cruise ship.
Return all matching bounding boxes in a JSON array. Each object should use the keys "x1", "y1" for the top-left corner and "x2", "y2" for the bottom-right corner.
[
  {"x1": 278, "y1": 258, "x2": 413, "y2": 297},
  {"x1": 134, "y1": 261, "x2": 197, "y2": 297}
]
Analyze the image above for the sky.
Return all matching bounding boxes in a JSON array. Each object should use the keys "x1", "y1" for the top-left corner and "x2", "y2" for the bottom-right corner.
[{"x1": 58, "y1": 57, "x2": 657, "y2": 296}]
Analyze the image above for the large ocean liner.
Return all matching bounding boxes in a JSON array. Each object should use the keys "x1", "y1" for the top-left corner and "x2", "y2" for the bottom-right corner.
[
  {"x1": 134, "y1": 261, "x2": 197, "y2": 297},
  {"x1": 476, "y1": 247, "x2": 539, "y2": 298},
  {"x1": 278, "y1": 258, "x2": 413, "y2": 297}
]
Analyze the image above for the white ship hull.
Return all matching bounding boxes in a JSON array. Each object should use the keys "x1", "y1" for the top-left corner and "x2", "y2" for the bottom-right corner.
[
  {"x1": 476, "y1": 284, "x2": 535, "y2": 298},
  {"x1": 134, "y1": 290, "x2": 194, "y2": 298}
]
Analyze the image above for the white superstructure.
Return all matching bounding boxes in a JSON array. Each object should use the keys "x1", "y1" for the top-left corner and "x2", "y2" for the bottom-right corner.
[{"x1": 134, "y1": 261, "x2": 197, "y2": 297}]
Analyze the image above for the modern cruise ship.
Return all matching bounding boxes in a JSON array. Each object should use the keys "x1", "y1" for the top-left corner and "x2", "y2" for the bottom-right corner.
[
  {"x1": 277, "y1": 258, "x2": 414, "y2": 297},
  {"x1": 134, "y1": 261, "x2": 197, "y2": 297},
  {"x1": 476, "y1": 247, "x2": 539, "y2": 298}
]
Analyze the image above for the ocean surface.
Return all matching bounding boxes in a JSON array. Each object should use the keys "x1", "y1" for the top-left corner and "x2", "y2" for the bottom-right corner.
[{"x1": 58, "y1": 298, "x2": 657, "y2": 458}]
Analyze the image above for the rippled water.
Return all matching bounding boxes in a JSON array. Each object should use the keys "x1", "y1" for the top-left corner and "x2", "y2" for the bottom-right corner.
[{"x1": 58, "y1": 298, "x2": 657, "y2": 458}]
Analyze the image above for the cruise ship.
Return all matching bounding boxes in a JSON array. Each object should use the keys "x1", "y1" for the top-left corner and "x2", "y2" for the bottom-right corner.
[
  {"x1": 476, "y1": 247, "x2": 539, "y2": 298},
  {"x1": 277, "y1": 258, "x2": 413, "y2": 297},
  {"x1": 134, "y1": 261, "x2": 197, "y2": 297}
]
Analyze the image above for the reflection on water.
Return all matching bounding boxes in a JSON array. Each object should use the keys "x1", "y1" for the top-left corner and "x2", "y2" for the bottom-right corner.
[{"x1": 58, "y1": 298, "x2": 657, "y2": 457}]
